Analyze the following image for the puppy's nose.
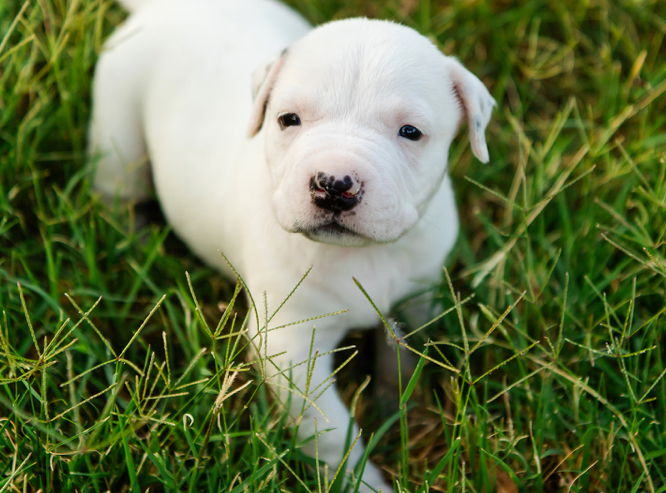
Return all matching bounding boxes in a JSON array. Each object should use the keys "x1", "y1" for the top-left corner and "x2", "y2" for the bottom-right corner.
[{"x1": 310, "y1": 172, "x2": 362, "y2": 212}]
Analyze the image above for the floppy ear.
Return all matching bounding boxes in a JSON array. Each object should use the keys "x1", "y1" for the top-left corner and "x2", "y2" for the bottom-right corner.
[
  {"x1": 447, "y1": 58, "x2": 496, "y2": 163},
  {"x1": 247, "y1": 50, "x2": 288, "y2": 137}
]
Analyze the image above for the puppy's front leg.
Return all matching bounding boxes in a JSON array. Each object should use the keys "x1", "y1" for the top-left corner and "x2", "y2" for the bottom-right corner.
[{"x1": 253, "y1": 320, "x2": 391, "y2": 492}]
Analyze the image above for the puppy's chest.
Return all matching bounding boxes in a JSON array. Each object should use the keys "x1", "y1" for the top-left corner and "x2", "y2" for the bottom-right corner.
[{"x1": 312, "y1": 246, "x2": 434, "y2": 317}]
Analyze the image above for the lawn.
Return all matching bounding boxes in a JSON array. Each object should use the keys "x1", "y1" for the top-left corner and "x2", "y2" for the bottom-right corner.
[{"x1": 0, "y1": 0, "x2": 664, "y2": 491}]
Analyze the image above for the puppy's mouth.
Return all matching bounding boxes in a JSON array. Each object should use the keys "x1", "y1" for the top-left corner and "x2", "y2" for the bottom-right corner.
[
  {"x1": 297, "y1": 221, "x2": 370, "y2": 246},
  {"x1": 310, "y1": 221, "x2": 356, "y2": 236}
]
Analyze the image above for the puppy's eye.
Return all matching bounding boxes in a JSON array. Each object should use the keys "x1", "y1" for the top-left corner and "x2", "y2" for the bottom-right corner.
[
  {"x1": 398, "y1": 125, "x2": 423, "y2": 141},
  {"x1": 278, "y1": 113, "x2": 301, "y2": 129}
]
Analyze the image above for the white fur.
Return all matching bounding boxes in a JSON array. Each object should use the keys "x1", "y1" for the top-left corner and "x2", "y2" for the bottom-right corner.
[{"x1": 89, "y1": 0, "x2": 495, "y2": 490}]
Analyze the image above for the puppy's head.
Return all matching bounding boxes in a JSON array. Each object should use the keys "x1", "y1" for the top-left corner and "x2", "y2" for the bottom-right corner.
[{"x1": 249, "y1": 19, "x2": 495, "y2": 247}]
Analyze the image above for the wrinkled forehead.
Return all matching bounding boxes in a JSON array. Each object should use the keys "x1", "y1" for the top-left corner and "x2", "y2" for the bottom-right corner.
[{"x1": 272, "y1": 20, "x2": 453, "y2": 120}]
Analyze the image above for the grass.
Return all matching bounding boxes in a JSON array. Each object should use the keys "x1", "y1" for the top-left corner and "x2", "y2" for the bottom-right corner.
[{"x1": 0, "y1": 0, "x2": 665, "y2": 491}]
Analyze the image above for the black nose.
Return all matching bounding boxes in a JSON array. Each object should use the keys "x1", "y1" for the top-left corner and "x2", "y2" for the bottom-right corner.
[{"x1": 310, "y1": 172, "x2": 362, "y2": 212}]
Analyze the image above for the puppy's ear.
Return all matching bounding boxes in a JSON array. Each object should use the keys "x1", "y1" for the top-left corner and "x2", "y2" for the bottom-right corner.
[
  {"x1": 447, "y1": 58, "x2": 496, "y2": 163},
  {"x1": 247, "y1": 50, "x2": 288, "y2": 137}
]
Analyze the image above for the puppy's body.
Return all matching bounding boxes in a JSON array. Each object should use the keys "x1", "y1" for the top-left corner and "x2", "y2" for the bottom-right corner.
[{"x1": 91, "y1": 1, "x2": 494, "y2": 490}]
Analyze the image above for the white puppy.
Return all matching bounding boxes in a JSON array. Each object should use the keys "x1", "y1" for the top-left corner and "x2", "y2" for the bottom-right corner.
[{"x1": 90, "y1": 0, "x2": 495, "y2": 490}]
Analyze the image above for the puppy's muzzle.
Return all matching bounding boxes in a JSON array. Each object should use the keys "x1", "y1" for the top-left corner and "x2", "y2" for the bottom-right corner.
[{"x1": 310, "y1": 171, "x2": 363, "y2": 213}]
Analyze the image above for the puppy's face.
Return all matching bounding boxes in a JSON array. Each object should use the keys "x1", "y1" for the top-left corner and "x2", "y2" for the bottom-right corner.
[{"x1": 249, "y1": 19, "x2": 494, "y2": 246}]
